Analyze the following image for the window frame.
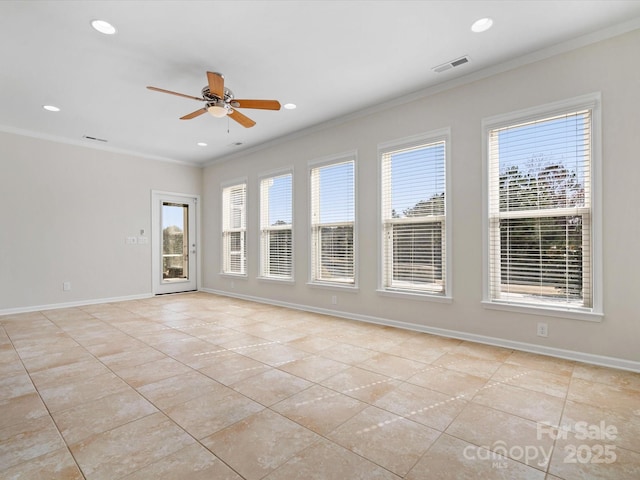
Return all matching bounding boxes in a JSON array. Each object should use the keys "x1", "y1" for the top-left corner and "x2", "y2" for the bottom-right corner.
[
  {"x1": 481, "y1": 93, "x2": 603, "y2": 321},
  {"x1": 307, "y1": 151, "x2": 358, "y2": 290},
  {"x1": 258, "y1": 168, "x2": 294, "y2": 283},
  {"x1": 377, "y1": 129, "x2": 452, "y2": 302},
  {"x1": 221, "y1": 179, "x2": 248, "y2": 277}
]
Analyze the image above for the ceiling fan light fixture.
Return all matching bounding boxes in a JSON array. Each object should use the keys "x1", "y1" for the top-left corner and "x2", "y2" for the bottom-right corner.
[
  {"x1": 207, "y1": 102, "x2": 229, "y2": 118},
  {"x1": 283, "y1": 103, "x2": 297, "y2": 110},
  {"x1": 91, "y1": 19, "x2": 117, "y2": 35},
  {"x1": 148, "y1": 71, "x2": 277, "y2": 128}
]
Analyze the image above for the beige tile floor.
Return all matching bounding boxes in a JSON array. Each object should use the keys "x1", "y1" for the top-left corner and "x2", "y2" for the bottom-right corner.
[{"x1": 1, "y1": 292, "x2": 639, "y2": 479}]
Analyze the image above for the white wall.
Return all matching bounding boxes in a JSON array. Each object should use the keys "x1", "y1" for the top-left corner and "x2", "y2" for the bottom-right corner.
[
  {"x1": 202, "y1": 29, "x2": 640, "y2": 365},
  {"x1": 2, "y1": 29, "x2": 637, "y2": 367},
  {"x1": 0, "y1": 133, "x2": 202, "y2": 310}
]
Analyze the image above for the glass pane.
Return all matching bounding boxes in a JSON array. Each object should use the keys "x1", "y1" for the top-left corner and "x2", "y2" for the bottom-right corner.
[
  {"x1": 499, "y1": 215, "x2": 583, "y2": 302},
  {"x1": 391, "y1": 222, "x2": 443, "y2": 290},
  {"x1": 319, "y1": 225, "x2": 354, "y2": 281},
  {"x1": 226, "y1": 231, "x2": 245, "y2": 274},
  {"x1": 317, "y1": 161, "x2": 354, "y2": 224},
  {"x1": 267, "y1": 229, "x2": 292, "y2": 277},
  {"x1": 222, "y1": 183, "x2": 247, "y2": 275},
  {"x1": 496, "y1": 112, "x2": 590, "y2": 213},
  {"x1": 267, "y1": 175, "x2": 292, "y2": 226},
  {"x1": 387, "y1": 142, "x2": 446, "y2": 219},
  {"x1": 230, "y1": 186, "x2": 245, "y2": 229},
  {"x1": 162, "y1": 203, "x2": 188, "y2": 282},
  {"x1": 260, "y1": 174, "x2": 293, "y2": 279},
  {"x1": 310, "y1": 160, "x2": 355, "y2": 284}
]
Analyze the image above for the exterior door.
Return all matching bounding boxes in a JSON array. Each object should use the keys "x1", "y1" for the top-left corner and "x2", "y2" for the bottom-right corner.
[{"x1": 152, "y1": 192, "x2": 198, "y2": 294}]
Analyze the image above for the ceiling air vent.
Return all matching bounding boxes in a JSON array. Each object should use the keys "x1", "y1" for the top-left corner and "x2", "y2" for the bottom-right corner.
[
  {"x1": 432, "y1": 55, "x2": 470, "y2": 73},
  {"x1": 82, "y1": 135, "x2": 108, "y2": 142}
]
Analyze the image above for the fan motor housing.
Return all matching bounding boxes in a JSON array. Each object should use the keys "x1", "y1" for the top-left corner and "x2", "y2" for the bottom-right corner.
[{"x1": 202, "y1": 86, "x2": 233, "y2": 103}]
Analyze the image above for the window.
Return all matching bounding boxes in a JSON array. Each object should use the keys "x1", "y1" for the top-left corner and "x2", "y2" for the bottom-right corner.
[
  {"x1": 222, "y1": 182, "x2": 246, "y2": 275},
  {"x1": 310, "y1": 155, "x2": 356, "y2": 286},
  {"x1": 380, "y1": 132, "x2": 449, "y2": 296},
  {"x1": 484, "y1": 95, "x2": 601, "y2": 317},
  {"x1": 260, "y1": 172, "x2": 293, "y2": 279}
]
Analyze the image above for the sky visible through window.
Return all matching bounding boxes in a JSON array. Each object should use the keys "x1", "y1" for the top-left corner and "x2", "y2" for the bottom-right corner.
[
  {"x1": 267, "y1": 174, "x2": 292, "y2": 225},
  {"x1": 317, "y1": 161, "x2": 354, "y2": 224},
  {"x1": 162, "y1": 204, "x2": 185, "y2": 230},
  {"x1": 496, "y1": 112, "x2": 587, "y2": 187},
  {"x1": 389, "y1": 143, "x2": 445, "y2": 216}
]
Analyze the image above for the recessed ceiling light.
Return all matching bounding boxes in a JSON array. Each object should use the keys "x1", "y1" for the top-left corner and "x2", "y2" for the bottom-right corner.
[
  {"x1": 471, "y1": 17, "x2": 493, "y2": 33},
  {"x1": 43, "y1": 105, "x2": 60, "y2": 112},
  {"x1": 197, "y1": 142, "x2": 208, "y2": 147},
  {"x1": 91, "y1": 19, "x2": 117, "y2": 35},
  {"x1": 283, "y1": 103, "x2": 297, "y2": 110}
]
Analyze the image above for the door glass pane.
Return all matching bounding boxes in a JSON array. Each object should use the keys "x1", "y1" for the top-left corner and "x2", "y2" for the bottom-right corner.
[{"x1": 162, "y1": 203, "x2": 188, "y2": 282}]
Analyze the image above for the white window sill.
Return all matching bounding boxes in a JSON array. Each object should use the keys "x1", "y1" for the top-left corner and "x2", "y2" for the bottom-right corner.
[
  {"x1": 306, "y1": 281, "x2": 359, "y2": 293},
  {"x1": 481, "y1": 300, "x2": 603, "y2": 322},
  {"x1": 219, "y1": 273, "x2": 248, "y2": 280},
  {"x1": 257, "y1": 276, "x2": 295, "y2": 285},
  {"x1": 377, "y1": 289, "x2": 453, "y2": 303}
]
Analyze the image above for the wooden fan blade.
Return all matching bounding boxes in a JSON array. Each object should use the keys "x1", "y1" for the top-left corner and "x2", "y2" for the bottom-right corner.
[
  {"x1": 232, "y1": 99, "x2": 281, "y2": 110},
  {"x1": 207, "y1": 72, "x2": 225, "y2": 98},
  {"x1": 147, "y1": 86, "x2": 203, "y2": 102},
  {"x1": 228, "y1": 109, "x2": 256, "y2": 128},
  {"x1": 180, "y1": 108, "x2": 207, "y2": 120}
]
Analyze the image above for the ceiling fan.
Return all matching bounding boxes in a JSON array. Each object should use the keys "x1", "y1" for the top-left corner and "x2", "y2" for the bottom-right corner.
[{"x1": 147, "y1": 71, "x2": 281, "y2": 128}]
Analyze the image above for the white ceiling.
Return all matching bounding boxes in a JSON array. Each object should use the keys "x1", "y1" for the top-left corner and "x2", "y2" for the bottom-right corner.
[{"x1": 2, "y1": 1, "x2": 640, "y2": 166}]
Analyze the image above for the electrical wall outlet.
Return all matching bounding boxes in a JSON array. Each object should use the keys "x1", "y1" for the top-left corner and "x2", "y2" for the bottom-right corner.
[
  {"x1": 537, "y1": 322, "x2": 548, "y2": 337},
  {"x1": 331, "y1": 295, "x2": 338, "y2": 305},
  {"x1": 63, "y1": 282, "x2": 71, "y2": 291}
]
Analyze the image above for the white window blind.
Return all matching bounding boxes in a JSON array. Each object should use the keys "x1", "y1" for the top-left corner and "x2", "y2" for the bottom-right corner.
[
  {"x1": 488, "y1": 109, "x2": 592, "y2": 309},
  {"x1": 222, "y1": 183, "x2": 246, "y2": 275},
  {"x1": 310, "y1": 159, "x2": 355, "y2": 285},
  {"x1": 260, "y1": 173, "x2": 293, "y2": 279},
  {"x1": 381, "y1": 140, "x2": 446, "y2": 294}
]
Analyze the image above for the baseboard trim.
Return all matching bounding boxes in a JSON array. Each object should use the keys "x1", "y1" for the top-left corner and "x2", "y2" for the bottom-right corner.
[
  {"x1": 200, "y1": 288, "x2": 640, "y2": 373},
  {"x1": 0, "y1": 293, "x2": 154, "y2": 316}
]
